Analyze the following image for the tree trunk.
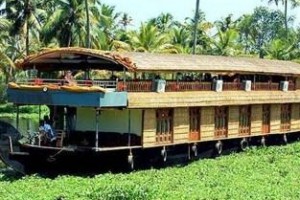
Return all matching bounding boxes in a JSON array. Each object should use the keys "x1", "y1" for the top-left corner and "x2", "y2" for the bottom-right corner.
[
  {"x1": 25, "y1": 0, "x2": 30, "y2": 56},
  {"x1": 192, "y1": 0, "x2": 200, "y2": 54},
  {"x1": 26, "y1": 21, "x2": 29, "y2": 56},
  {"x1": 85, "y1": 0, "x2": 91, "y2": 48},
  {"x1": 284, "y1": 0, "x2": 288, "y2": 33}
]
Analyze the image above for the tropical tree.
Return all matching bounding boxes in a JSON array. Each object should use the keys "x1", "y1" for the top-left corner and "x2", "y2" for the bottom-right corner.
[
  {"x1": 237, "y1": 6, "x2": 287, "y2": 58},
  {"x1": 98, "y1": 4, "x2": 120, "y2": 40},
  {"x1": 0, "y1": 50, "x2": 16, "y2": 83},
  {"x1": 215, "y1": 14, "x2": 237, "y2": 32},
  {"x1": 41, "y1": 0, "x2": 101, "y2": 47},
  {"x1": 149, "y1": 13, "x2": 175, "y2": 33},
  {"x1": 211, "y1": 28, "x2": 240, "y2": 56},
  {"x1": 170, "y1": 26, "x2": 191, "y2": 53},
  {"x1": 128, "y1": 22, "x2": 175, "y2": 53},
  {"x1": 183, "y1": 12, "x2": 213, "y2": 54},
  {"x1": 119, "y1": 13, "x2": 133, "y2": 31},
  {"x1": 265, "y1": 0, "x2": 300, "y2": 32},
  {"x1": 0, "y1": 0, "x2": 46, "y2": 55},
  {"x1": 265, "y1": 38, "x2": 296, "y2": 59}
]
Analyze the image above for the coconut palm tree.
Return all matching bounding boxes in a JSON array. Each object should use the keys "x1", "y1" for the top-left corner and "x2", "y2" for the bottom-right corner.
[
  {"x1": 119, "y1": 13, "x2": 133, "y2": 31},
  {"x1": 41, "y1": 0, "x2": 101, "y2": 47},
  {"x1": 149, "y1": 13, "x2": 175, "y2": 33},
  {"x1": 129, "y1": 22, "x2": 177, "y2": 53},
  {"x1": 0, "y1": 50, "x2": 16, "y2": 83},
  {"x1": 211, "y1": 28, "x2": 240, "y2": 56},
  {"x1": 0, "y1": 0, "x2": 46, "y2": 55},
  {"x1": 170, "y1": 27, "x2": 191, "y2": 53}
]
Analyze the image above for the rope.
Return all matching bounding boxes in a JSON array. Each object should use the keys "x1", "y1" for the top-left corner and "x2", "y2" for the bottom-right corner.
[{"x1": 47, "y1": 148, "x2": 65, "y2": 162}]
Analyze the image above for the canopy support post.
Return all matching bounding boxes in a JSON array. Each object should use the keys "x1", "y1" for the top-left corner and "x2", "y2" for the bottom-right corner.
[
  {"x1": 123, "y1": 67, "x2": 127, "y2": 91},
  {"x1": 128, "y1": 110, "x2": 131, "y2": 147},
  {"x1": 253, "y1": 75, "x2": 256, "y2": 90},
  {"x1": 95, "y1": 108, "x2": 100, "y2": 149},
  {"x1": 16, "y1": 105, "x2": 19, "y2": 131}
]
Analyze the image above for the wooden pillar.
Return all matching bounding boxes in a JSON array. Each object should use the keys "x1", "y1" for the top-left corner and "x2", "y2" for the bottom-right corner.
[
  {"x1": 128, "y1": 109, "x2": 131, "y2": 146},
  {"x1": 95, "y1": 109, "x2": 100, "y2": 148}
]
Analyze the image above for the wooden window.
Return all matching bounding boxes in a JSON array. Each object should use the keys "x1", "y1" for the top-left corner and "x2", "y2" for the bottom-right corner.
[
  {"x1": 239, "y1": 105, "x2": 251, "y2": 135},
  {"x1": 262, "y1": 105, "x2": 271, "y2": 134},
  {"x1": 214, "y1": 107, "x2": 228, "y2": 138},
  {"x1": 281, "y1": 104, "x2": 291, "y2": 131},
  {"x1": 156, "y1": 109, "x2": 173, "y2": 143},
  {"x1": 189, "y1": 108, "x2": 200, "y2": 141}
]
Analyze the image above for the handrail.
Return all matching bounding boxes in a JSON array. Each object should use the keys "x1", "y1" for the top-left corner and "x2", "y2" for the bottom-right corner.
[{"x1": 17, "y1": 78, "x2": 117, "y2": 88}]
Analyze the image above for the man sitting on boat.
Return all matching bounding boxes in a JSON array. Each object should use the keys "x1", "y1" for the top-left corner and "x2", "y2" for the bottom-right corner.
[{"x1": 39, "y1": 116, "x2": 56, "y2": 143}]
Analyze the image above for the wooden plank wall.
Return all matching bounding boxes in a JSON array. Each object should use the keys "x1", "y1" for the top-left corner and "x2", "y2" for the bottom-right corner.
[
  {"x1": 142, "y1": 109, "x2": 156, "y2": 147},
  {"x1": 173, "y1": 108, "x2": 189, "y2": 143},
  {"x1": 291, "y1": 104, "x2": 300, "y2": 131},
  {"x1": 270, "y1": 104, "x2": 281, "y2": 133},
  {"x1": 251, "y1": 105, "x2": 262, "y2": 136},
  {"x1": 228, "y1": 106, "x2": 239, "y2": 138},
  {"x1": 200, "y1": 107, "x2": 215, "y2": 141}
]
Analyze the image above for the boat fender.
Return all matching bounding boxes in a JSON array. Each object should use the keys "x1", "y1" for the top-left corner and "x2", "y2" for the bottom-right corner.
[
  {"x1": 261, "y1": 136, "x2": 266, "y2": 147},
  {"x1": 43, "y1": 87, "x2": 48, "y2": 92},
  {"x1": 240, "y1": 138, "x2": 249, "y2": 151},
  {"x1": 127, "y1": 153, "x2": 134, "y2": 170},
  {"x1": 283, "y1": 134, "x2": 288, "y2": 144},
  {"x1": 215, "y1": 140, "x2": 223, "y2": 155},
  {"x1": 161, "y1": 147, "x2": 167, "y2": 162},
  {"x1": 192, "y1": 144, "x2": 198, "y2": 157}
]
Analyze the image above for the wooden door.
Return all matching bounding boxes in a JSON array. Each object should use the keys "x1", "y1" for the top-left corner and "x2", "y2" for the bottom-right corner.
[
  {"x1": 262, "y1": 105, "x2": 270, "y2": 134},
  {"x1": 189, "y1": 108, "x2": 200, "y2": 141},
  {"x1": 214, "y1": 107, "x2": 228, "y2": 138}
]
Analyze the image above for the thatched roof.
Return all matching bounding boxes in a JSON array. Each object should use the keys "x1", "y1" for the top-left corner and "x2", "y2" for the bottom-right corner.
[
  {"x1": 15, "y1": 47, "x2": 137, "y2": 71},
  {"x1": 122, "y1": 52, "x2": 300, "y2": 76},
  {"x1": 16, "y1": 47, "x2": 300, "y2": 76}
]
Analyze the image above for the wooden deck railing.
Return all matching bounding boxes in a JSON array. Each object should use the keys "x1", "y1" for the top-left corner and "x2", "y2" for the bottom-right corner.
[
  {"x1": 288, "y1": 82, "x2": 296, "y2": 91},
  {"x1": 223, "y1": 82, "x2": 243, "y2": 91},
  {"x1": 251, "y1": 82, "x2": 279, "y2": 91},
  {"x1": 165, "y1": 81, "x2": 212, "y2": 91},
  {"x1": 15, "y1": 78, "x2": 299, "y2": 92},
  {"x1": 116, "y1": 81, "x2": 152, "y2": 92}
]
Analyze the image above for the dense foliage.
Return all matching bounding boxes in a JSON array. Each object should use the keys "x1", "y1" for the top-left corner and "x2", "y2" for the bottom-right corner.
[
  {"x1": 1, "y1": 142, "x2": 300, "y2": 199},
  {"x1": 0, "y1": 103, "x2": 49, "y2": 118}
]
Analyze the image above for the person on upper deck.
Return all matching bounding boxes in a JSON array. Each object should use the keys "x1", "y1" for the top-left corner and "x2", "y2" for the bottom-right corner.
[{"x1": 64, "y1": 70, "x2": 77, "y2": 86}]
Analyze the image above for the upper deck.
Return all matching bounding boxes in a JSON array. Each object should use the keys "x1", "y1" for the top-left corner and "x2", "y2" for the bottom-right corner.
[{"x1": 8, "y1": 47, "x2": 300, "y2": 108}]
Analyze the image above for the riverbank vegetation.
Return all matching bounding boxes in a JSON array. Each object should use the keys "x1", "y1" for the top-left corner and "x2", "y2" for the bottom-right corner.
[
  {"x1": 0, "y1": 142, "x2": 300, "y2": 200},
  {"x1": 0, "y1": 103, "x2": 49, "y2": 118}
]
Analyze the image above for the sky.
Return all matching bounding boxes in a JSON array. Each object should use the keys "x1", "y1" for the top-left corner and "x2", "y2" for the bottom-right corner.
[{"x1": 101, "y1": 0, "x2": 300, "y2": 27}]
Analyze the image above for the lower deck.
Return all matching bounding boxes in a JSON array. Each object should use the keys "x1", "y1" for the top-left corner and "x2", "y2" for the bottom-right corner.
[{"x1": 25, "y1": 103, "x2": 300, "y2": 150}]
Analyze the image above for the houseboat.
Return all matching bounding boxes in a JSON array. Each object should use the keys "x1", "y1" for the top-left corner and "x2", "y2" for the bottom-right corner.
[{"x1": 2, "y1": 47, "x2": 300, "y2": 173}]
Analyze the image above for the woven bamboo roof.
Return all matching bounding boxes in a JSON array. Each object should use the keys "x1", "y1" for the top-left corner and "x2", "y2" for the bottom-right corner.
[{"x1": 16, "y1": 47, "x2": 300, "y2": 76}]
